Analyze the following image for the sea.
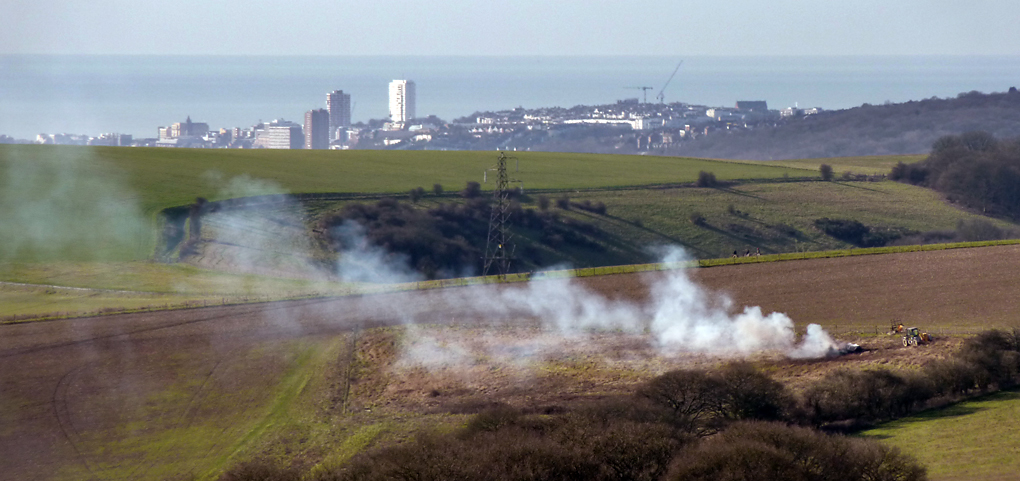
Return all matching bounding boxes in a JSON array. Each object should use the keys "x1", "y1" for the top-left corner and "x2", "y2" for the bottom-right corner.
[{"x1": 1, "y1": 55, "x2": 1019, "y2": 140}]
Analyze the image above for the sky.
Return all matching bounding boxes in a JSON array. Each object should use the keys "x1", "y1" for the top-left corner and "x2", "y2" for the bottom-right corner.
[{"x1": 4, "y1": 0, "x2": 1020, "y2": 56}]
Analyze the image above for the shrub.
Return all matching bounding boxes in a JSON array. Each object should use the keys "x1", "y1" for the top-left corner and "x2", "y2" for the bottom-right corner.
[
  {"x1": 639, "y1": 369, "x2": 724, "y2": 435},
  {"x1": 463, "y1": 405, "x2": 521, "y2": 434},
  {"x1": 819, "y1": 163, "x2": 834, "y2": 181},
  {"x1": 954, "y1": 218, "x2": 1011, "y2": 242},
  {"x1": 537, "y1": 195, "x2": 550, "y2": 211},
  {"x1": 555, "y1": 195, "x2": 571, "y2": 210},
  {"x1": 666, "y1": 422, "x2": 927, "y2": 481},
  {"x1": 432, "y1": 183, "x2": 443, "y2": 195},
  {"x1": 409, "y1": 186, "x2": 425, "y2": 203},
  {"x1": 571, "y1": 200, "x2": 608, "y2": 215},
  {"x1": 689, "y1": 212, "x2": 706, "y2": 226},
  {"x1": 461, "y1": 181, "x2": 482, "y2": 198},
  {"x1": 813, "y1": 218, "x2": 905, "y2": 247},
  {"x1": 715, "y1": 362, "x2": 791, "y2": 422},
  {"x1": 959, "y1": 329, "x2": 1020, "y2": 389},
  {"x1": 696, "y1": 171, "x2": 718, "y2": 187},
  {"x1": 803, "y1": 368, "x2": 936, "y2": 426}
]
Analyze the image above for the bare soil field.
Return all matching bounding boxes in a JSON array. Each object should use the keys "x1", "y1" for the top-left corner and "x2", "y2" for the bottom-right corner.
[{"x1": 2, "y1": 245, "x2": 1018, "y2": 479}]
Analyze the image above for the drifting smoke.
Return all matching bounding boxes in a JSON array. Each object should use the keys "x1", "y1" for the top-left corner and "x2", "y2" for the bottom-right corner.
[
  {"x1": 333, "y1": 220, "x2": 424, "y2": 283},
  {"x1": 189, "y1": 173, "x2": 330, "y2": 282},
  {"x1": 0, "y1": 148, "x2": 149, "y2": 262},
  {"x1": 383, "y1": 247, "x2": 840, "y2": 369},
  {"x1": 0, "y1": 151, "x2": 838, "y2": 362}
]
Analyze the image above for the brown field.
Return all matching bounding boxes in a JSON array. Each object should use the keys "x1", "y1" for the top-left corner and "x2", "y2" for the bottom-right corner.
[{"x1": 2, "y1": 245, "x2": 1019, "y2": 479}]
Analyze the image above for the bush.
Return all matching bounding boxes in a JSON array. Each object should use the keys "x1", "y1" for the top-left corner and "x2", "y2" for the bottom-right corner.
[
  {"x1": 432, "y1": 183, "x2": 443, "y2": 195},
  {"x1": 409, "y1": 186, "x2": 425, "y2": 203},
  {"x1": 954, "y1": 218, "x2": 1011, "y2": 242},
  {"x1": 537, "y1": 195, "x2": 550, "y2": 211},
  {"x1": 696, "y1": 171, "x2": 718, "y2": 187},
  {"x1": 820, "y1": 164, "x2": 834, "y2": 181},
  {"x1": 639, "y1": 369, "x2": 725, "y2": 435},
  {"x1": 803, "y1": 368, "x2": 930, "y2": 425},
  {"x1": 814, "y1": 218, "x2": 905, "y2": 247},
  {"x1": 571, "y1": 200, "x2": 608, "y2": 215},
  {"x1": 959, "y1": 329, "x2": 1020, "y2": 389},
  {"x1": 555, "y1": 195, "x2": 571, "y2": 210},
  {"x1": 689, "y1": 212, "x2": 706, "y2": 226},
  {"x1": 715, "y1": 362, "x2": 791, "y2": 422},
  {"x1": 666, "y1": 422, "x2": 927, "y2": 481},
  {"x1": 461, "y1": 181, "x2": 482, "y2": 198}
]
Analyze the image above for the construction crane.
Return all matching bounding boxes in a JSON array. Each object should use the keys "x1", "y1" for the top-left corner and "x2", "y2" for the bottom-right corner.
[
  {"x1": 624, "y1": 86, "x2": 654, "y2": 104},
  {"x1": 656, "y1": 60, "x2": 683, "y2": 104}
]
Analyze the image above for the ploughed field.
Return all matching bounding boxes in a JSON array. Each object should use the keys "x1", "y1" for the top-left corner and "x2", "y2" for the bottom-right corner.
[{"x1": 2, "y1": 245, "x2": 1018, "y2": 480}]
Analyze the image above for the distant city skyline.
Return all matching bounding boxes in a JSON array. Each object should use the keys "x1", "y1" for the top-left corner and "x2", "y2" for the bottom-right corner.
[{"x1": 4, "y1": 1, "x2": 1020, "y2": 56}]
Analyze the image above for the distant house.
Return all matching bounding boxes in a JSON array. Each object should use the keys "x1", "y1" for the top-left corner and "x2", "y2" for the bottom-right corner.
[{"x1": 735, "y1": 101, "x2": 768, "y2": 112}]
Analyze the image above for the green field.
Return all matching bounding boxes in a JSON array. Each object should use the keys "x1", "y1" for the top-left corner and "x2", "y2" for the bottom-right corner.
[
  {"x1": 727, "y1": 154, "x2": 927, "y2": 175},
  {"x1": 0, "y1": 144, "x2": 815, "y2": 213},
  {"x1": 560, "y1": 179, "x2": 1007, "y2": 259},
  {"x1": 3, "y1": 145, "x2": 1008, "y2": 321},
  {"x1": 0, "y1": 261, "x2": 362, "y2": 322},
  {"x1": 0, "y1": 145, "x2": 816, "y2": 263},
  {"x1": 862, "y1": 390, "x2": 1020, "y2": 481},
  {"x1": 48, "y1": 339, "x2": 337, "y2": 480}
]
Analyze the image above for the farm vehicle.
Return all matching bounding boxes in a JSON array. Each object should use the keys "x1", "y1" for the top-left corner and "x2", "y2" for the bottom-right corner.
[{"x1": 901, "y1": 327, "x2": 934, "y2": 347}]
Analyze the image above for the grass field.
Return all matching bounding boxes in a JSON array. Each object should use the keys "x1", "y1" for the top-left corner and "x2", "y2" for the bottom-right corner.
[
  {"x1": 306, "y1": 179, "x2": 1014, "y2": 263},
  {"x1": 0, "y1": 145, "x2": 816, "y2": 263},
  {"x1": 0, "y1": 144, "x2": 815, "y2": 212},
  {"x1": 0, "y1": 260, "x2": 363, "y2": 322},
  {"x1": 49, "y1": 339, "x2": 334, "y2": 480},
  {"x1": 862, "y1": 390, "x2": 1020, "y2": 481},
  {"x1": 726, "y1": 154, "x2": 926, "y2": 175},
  {"x1": 561, "y1": 179, "x2": 1006, "y2": 259}
]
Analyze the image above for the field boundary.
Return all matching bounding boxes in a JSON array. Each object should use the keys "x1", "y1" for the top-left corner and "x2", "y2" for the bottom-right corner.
[{"x1": 385, "y1": 238, "x2": 1020, "y2": 292}]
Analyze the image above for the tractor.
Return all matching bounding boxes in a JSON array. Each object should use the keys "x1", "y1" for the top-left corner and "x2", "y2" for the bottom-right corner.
[{"x1": 902, "y1": 327, "x2": 933, "y2": 347}]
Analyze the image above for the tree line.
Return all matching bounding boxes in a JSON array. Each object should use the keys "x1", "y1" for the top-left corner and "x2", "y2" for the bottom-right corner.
[{"x1": 891, "y1": 131, "x2": 1020, "y2": 219}]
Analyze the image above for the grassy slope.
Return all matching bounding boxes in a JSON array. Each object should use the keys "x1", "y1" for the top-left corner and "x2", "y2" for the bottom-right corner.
[
  {"x1": 50, "y1": 339, "x2": 335, "y2": 481},
  {"x1": 0, "y1": 145, "x2": 814, "y2": 264},
  {"x1": 508, "y1": 180, "x2": 1011, "y2": 260},
  {"x1": 724, "y1": 154, "x2": 926, "y2": 175},
  {"x1": 861, "y1": 390, "x2": 1020, "y2": 481},
  {"x1": 0, "y1": 145, "x2": 814, "y2": 214}
]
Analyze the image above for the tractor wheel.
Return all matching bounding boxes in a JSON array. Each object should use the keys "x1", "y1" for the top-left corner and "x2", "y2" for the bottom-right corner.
[
  {"x1": 911, "y1": 338, "x2": 919, "y2": 347},
  {"x1": 902, "y1": 337, "x2": 909, "y2": 347}
]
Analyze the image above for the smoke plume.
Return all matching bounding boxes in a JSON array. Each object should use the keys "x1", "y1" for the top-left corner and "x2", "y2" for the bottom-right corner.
[{"x1": 378, "y1": 246, "x2": 841, "y2": 369}]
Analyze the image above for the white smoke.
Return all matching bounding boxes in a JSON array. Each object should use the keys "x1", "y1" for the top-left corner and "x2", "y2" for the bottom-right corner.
[
  {"x1": 154, "y1": 173, "x2": 841, "y2": 363},
  {"x1": 333, "y1": 220, "x2": 424, "y2": 284},
  {"x1": 0, "y1": 147, "x2": 149, "y2": 262},
  {"x1": 390, "y1": 246, "x2": 840, "y2": 371}
]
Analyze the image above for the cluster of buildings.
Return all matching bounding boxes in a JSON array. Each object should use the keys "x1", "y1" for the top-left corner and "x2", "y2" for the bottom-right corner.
[
  {"x1": 22, "y1": 80, "x2": 414, "y2": 150},
  {"x1": 6, "y1": 82, "x2": 826, "y2": 154},
  {"x1": 32, "y1": 132, "x2": 133, "y2": 146}
]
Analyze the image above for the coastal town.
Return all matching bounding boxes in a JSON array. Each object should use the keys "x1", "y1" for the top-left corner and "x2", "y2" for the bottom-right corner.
[{"x1": 6, "y1": 79, "x2": 823, "y2": 154}]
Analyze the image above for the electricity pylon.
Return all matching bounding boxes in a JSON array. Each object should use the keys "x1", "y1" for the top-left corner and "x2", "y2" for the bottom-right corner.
[{"x1": 482, "y1": 152, "x2": 520, "y2": 279}]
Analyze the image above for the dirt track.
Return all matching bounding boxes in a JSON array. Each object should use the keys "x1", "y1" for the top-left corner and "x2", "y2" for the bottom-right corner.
[{"x1": 2, "y1": 245, "x2": 1019, "y2": 479}]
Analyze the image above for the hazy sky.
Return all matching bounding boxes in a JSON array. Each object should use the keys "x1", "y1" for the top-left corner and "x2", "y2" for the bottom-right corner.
[{"x1": 4, "y1": 0, "x2": 1020, "y2": 56}]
